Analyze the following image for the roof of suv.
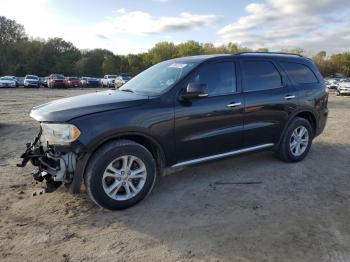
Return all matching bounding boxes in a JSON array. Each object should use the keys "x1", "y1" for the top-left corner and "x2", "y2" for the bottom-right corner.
[{"x1": 171, "y1": 52, "x2": 311, "y2": 64}]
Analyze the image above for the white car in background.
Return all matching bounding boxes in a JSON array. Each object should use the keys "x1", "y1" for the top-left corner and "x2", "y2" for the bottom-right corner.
[
  {"x1": 0, "y1": 76, "x2": 17, "y2": 88},
  {"x1": 337, "y1": 79, "x2": 350, "y2": 96},
  {"x1": 101, "y1": 75, "x2": 117, "y2": 87},
  {"x1": 325, "y1": 78, "x2": 339, "y2": 89},
  {"x1": 24, "y1": 75, "x2": 40, "y2": 87},
  {"x1": 114, "y1": 74, "x2": 131, "y2": 88},
  {"x1": 3, "y1": 76, "x2": 19, "y2": 86}
]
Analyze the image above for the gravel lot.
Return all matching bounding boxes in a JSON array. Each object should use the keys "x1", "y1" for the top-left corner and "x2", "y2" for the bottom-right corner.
[{"x1": 0, "y1": 88, "x2": 349, "y2": 262}]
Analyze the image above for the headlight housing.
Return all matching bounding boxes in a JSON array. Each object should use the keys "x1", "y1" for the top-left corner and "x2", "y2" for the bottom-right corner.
[{"x1": 40, "y1": 123, "x2": 81, "y2": 145}]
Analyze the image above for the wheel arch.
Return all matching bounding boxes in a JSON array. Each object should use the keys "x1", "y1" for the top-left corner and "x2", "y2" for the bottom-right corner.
[
  {"x1": 70, "y1": 131, "x2": 167, "y2": 194},
  {"x1": 276, "y1": 109, "x2": 317, "y2": 149}
]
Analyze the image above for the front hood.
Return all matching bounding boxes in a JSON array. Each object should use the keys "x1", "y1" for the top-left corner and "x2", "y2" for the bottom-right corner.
[{"x1": 30, "y1": 90, "x2": 149, "y2": 122}]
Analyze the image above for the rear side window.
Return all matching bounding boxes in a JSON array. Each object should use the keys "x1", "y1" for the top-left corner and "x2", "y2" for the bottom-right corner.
[
  {"x1": 280, "y1": 62, "x2": 318, "y2": 84},
  {"x1": 189, "y1": 61, "x2": 236, "y2": 96},
  {"x1": 241, "y1": 61, "x2": 282, "y2": 92}
]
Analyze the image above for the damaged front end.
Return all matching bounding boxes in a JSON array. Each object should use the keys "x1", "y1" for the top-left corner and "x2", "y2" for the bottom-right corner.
[{"x1": 18, "y1": 125, "x2": 81, "y2": 193}]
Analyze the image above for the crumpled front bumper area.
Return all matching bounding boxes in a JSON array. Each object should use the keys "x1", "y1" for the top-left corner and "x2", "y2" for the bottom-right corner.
[{"x1": 17, "y1": 130, "x2": 77, "y2": 193}]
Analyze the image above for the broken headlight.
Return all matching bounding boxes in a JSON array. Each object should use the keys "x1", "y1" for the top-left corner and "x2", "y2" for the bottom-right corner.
[{"x1": 40, "y1": 123, "x2": 81, "y2": 145}]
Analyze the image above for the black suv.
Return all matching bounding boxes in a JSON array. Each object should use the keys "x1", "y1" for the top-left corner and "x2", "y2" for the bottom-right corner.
[{"x1": 19, "y1": 52, "x2": 328, "y2": 210}]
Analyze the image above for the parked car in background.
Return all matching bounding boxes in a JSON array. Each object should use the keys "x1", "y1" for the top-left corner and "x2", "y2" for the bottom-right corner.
[
  {"x1": 115, "y1": 74, "x2": 131, "y2": 88},
  {"x1": 24, "y1": 75, "x2": 40, "y2": 88},
  {"x1": 19, "y1": 53, "x2": 328, "y2": 210},
  {"x1": 101, "y1": 75, "x2": 117, "y2": 87},
  {"x1": 85, "y1": 77, "x2": 101, "y2": 87},
  {"x1": 3, "y1": 76, "x2": 19, "y2": 87},
  {"x1": 325, "y1": 78, "x2": 339, "y2": 89},
  {"x1": 64, "y1": 77, "x2": 81, "y2": 88},
  {"x1": 48, "y1": 74, "x2": 65, "y2": 88},
  {"x1": 80, "y1": 77, "x2": 88, "y2": 87},
  {"x1": 337, "y1": 79, "x2": 350, "y2": 96},
  {"x1": 0, "y1": 76, "x2": 17, "y2": 88},
  {"x1": 80, "y1": 77, "x2": 100, "y2": 87},
  {"x1": 40, "y1": 77, "x2": 48, "y2": 87}
]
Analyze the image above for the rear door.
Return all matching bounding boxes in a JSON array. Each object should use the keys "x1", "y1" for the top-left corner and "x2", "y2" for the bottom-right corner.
[
  {"x1": 174, "y1": 60, "x2": 245, "y2": 163},
  {"x1": 240, "y1": 59, "x2": 296, "y2": 147}
]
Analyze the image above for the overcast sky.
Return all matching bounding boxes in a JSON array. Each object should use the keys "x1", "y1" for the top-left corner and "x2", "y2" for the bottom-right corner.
[{"x1": 1, "y1": 0, "x2": 350, "y2": 55}]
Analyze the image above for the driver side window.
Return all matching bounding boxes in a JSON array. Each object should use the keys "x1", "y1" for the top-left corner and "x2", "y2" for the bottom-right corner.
[{"x1": 189, "y1": 61, "x2": 236, "y2": 96}]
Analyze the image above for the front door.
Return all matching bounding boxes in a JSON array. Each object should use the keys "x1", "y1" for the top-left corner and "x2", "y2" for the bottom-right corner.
[{"x1": 174, "y1": 60, "x2": 245, "y2": 163}]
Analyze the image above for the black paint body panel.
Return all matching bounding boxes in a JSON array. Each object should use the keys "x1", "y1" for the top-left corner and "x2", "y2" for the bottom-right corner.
[{"x1": 29, "y1": 54, "x2": 328, "y2": 169}]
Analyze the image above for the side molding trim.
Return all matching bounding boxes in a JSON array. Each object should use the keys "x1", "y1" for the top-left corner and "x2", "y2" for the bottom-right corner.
[{"x1": 172, "y1": 143, "x2": 274, "y2": 168}]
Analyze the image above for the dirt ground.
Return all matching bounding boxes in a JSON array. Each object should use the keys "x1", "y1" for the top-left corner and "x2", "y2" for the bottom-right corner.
[{"x1": 0, "y1": 88, "x2": 349, "y2": 262}]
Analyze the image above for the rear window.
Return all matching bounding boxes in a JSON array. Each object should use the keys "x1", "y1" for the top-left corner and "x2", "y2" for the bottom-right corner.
[
  {"x1": 280, "y1": 62, "x2": 318, "y2": 84},
  {"x1": 241, "y1": 61, "x2": 282, "y2": 92}
]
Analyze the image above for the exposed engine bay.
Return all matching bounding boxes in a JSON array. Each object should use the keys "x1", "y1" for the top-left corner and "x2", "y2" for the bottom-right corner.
[{"x1": 17, "y1": 130, "x2": 78, "y2": 193}]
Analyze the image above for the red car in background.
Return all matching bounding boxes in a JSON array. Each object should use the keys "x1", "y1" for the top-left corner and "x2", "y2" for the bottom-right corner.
[
  {"x1": 64, "y1": 77, "x2": 80, "y2": 88},
  {"x1": 48, "y1": 74, "x2": 65, "y2": 88}
]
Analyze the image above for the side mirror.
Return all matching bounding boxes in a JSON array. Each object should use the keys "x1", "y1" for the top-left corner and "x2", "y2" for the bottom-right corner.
[{"x1": 182, "y1": 83, "x2": 208, "y2": 99}]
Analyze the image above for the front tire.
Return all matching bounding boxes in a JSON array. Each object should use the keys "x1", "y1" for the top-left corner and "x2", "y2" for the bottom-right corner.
[
  {"x1": 276, "y1": 117, "x2": 313, "y2": 162},
  {"x1": 84, "y1": 140, "x2": 157, "y2": 210}
]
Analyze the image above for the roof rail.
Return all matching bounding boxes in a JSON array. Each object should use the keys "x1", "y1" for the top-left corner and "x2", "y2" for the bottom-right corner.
[{"x1": 236, "y1": 51, "x2": 304, "y2": 57}]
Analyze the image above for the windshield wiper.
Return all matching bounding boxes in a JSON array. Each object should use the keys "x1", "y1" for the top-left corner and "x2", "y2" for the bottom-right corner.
[{"x1": 120, "y1": 89, "x2": 134, "y2": 93}]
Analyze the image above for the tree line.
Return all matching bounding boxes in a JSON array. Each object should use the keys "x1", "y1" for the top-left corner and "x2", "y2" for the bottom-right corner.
[{"x1": 1, "y1": 16, "x2": 350, "y2": 77}]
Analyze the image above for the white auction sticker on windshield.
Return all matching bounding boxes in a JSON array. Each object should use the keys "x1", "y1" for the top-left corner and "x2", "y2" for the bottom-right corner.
[{"x1": 169, "y1": 63, "x2": 187, "y2": 69}]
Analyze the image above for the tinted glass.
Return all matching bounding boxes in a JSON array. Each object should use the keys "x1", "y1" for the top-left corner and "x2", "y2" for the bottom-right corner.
[
  {"x1": 280, "y1": 62, "x2": 318, "y2": 84},
  {"x1": 1, "y1": 77, "x2": 13, "y2": 80},
  {"x1": 189, "y1": 61, "x2": 236, "y2": 96},
  {"x1": 242, "y1": 61, "x2": 282, "y2": 91},
  {"x1": 52, "y1": 75, "x2": 64, "y2": 80},
  {"x1": 26, "y1": 75, "x2": 38, "y2": 80}
]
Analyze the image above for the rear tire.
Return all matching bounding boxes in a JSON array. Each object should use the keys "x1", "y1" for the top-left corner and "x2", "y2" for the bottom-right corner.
[
  {"x1": 84, "y1": 140, "x2": 157, "y2": 210},
  {"x1": 276, "y1": 117, "x2": 313, "y2": 162}
]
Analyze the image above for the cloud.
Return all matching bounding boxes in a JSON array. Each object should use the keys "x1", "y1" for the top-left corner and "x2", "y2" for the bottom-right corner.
[
  {"x1": 95, "y1": 34, "x2": 109, "y2": 40},
  {"x1": 0, "y1": 0, "x2": 150, "y2": 54},
  {"x1": 114, "y1": 8, "x2": 126, "y2": 14},
  {"x1": 217, "y1": 0, "x2": 350, "y2": 54},
  {"x1": 95, "y1": 10, "x2": 222, "y2": 36}
]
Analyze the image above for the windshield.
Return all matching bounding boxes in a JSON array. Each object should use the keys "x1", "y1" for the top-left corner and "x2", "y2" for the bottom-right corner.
[
  {"x1": 122, "y1": 76, "x2": 131, "y2": 80},
  {"x1": 26, "y1": 76, "x2": 38, "y2": 80},
  {"x1": 52, "y1": 75, "x2": 64, "y2": 80},
  {"x1": 120, "y1": 60, "x2": 198, "y2": 95},
  {"x1": 1, "y1": 77, "x2": 13, "y2": 81},
  {"x1": 108, "y1": 75, "x2": 117, "y2": 79}
]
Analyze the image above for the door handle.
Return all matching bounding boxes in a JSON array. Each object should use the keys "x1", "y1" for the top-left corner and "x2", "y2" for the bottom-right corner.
[
  {"x1": 284, "y1": 95, "x2": 296, "y2": 100},
  {"x1": 227, "y1": 102, "x2": 242, "y2": 107}
]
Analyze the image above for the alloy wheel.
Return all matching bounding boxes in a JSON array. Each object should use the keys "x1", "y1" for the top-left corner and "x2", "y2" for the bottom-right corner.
[
  {"x1": 102, "y1": 155, "x2": 147, "y2": 201},
  {"x1": 289, "y1": 126, "x2": 309, "y2": 157}
]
